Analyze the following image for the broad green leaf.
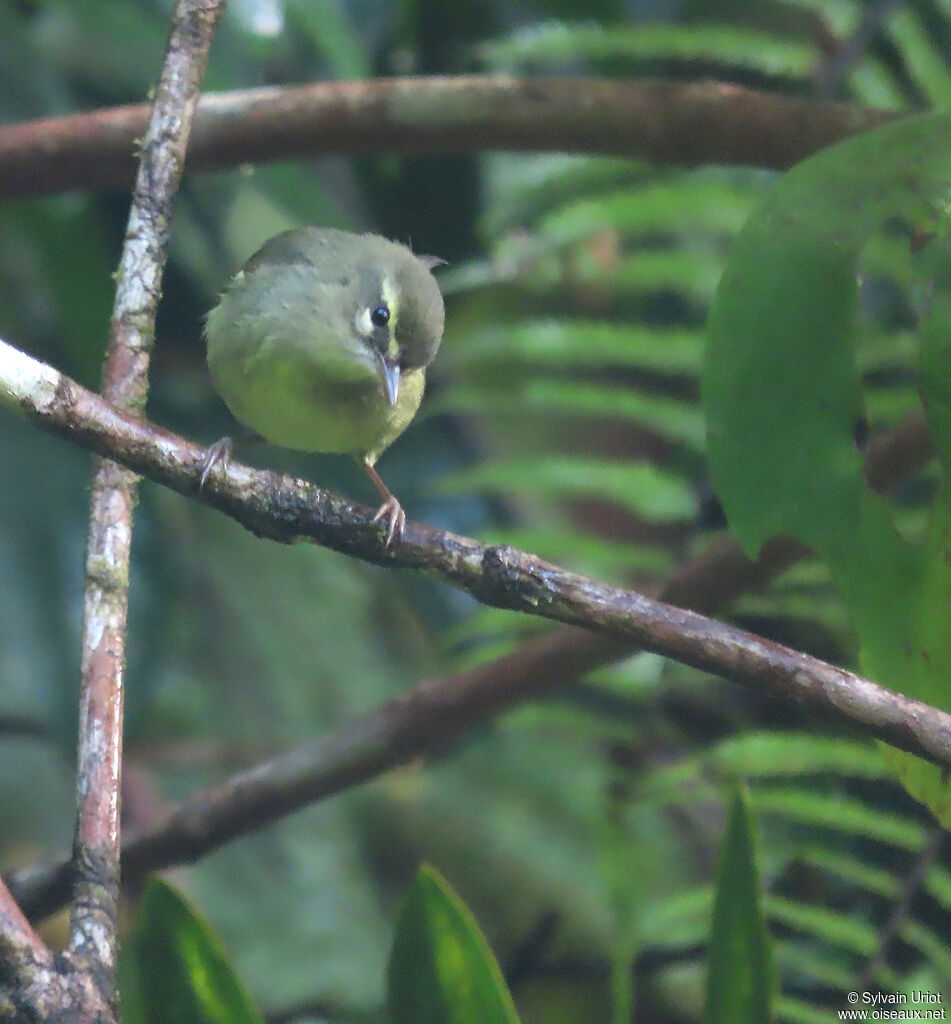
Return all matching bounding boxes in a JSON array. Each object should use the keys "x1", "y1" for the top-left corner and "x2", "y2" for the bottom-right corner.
[
  {"x1": 704, "y1": 111, "x2": 951, "y2": 822},
  {"x1": 704, "y1": 110, "x2": 951, "y2": 576},
  {"x1": 131, "y1": 878, "x2": 264, "y2": 1024},
  {"x1": 387, "y1": 864, "x2": 521, "y2": 1024},
  {"x1": 705, "y1": 788, "x2": 774, "y2": 1024}
]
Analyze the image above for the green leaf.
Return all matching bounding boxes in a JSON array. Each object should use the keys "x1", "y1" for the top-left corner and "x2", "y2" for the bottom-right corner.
[
  {"x1": 705, "y1": 787, "x2": 774, "y2": 1024},
  {"x1": 704, "y1": 110, "x2": 951, "y2": 588},
  {"x1": 387, "y1": 864, "x2": 521, "y2": 1024},
  {"x1": 130, "y1": 878, "x2": 265, "y2": 1024},
  {"x1": 704, "y1": 111, "x2": 951, "y2": 821}
]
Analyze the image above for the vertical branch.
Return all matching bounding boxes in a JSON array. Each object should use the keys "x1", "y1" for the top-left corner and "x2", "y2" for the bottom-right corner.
[{"x1": 69, "y1": 0, "x2": 227, "y2": 1008}]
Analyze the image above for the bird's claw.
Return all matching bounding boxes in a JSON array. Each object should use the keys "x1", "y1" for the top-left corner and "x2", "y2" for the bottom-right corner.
[
  {"x1": 200, "y1": 437, "x2": 233, "y2": 488},
  {"x1": 372, "y1": 496, "x2": 406, "y2": 549}
]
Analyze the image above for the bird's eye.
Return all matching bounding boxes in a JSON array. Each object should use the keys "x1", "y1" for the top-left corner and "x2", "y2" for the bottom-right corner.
[{"x1": 370, "y1": 305, "x2": 390, "y2": 328}]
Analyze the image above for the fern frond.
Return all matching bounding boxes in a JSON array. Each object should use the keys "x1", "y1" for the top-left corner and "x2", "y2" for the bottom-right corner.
[
  {"x1": 480, "y1": 22, "x2": 817, "y2": 79},
  {"x1": 752, "y1": 789, "x2": 928, "y2": 850}
]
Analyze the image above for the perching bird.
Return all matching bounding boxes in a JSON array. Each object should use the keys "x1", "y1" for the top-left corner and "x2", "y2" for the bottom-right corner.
[{"x1": 203, "y1": 227, "x2": 445, "y2": 545}]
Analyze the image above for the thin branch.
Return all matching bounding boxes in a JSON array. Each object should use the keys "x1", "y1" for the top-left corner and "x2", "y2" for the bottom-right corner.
[
  {"x1": 0, "y1": 338, "x2": 947, "y2": 920},
  {"x1": 814, "y1": 0, "x2": 905, "y2": 96},
  {"x1": 0, "y1": 715, "x2": 50, "y2": 741},
  {"x1": 856, "y1": 823, "x2": 945, "y2": 992},
  {"x1": 0, "y1": 77, "x2": 898, "y2": 200},
  {"x1": 69, "y1": 0, "x2": 225, "y2": 1015}
]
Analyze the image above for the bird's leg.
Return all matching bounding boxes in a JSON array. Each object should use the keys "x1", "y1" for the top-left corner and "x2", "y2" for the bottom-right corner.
[
  {"x1": 362, "y1": 457, "x2": 405, "y2": 548},
  {"x1": 199, "y1": 434, "x2": 266, "y2": 488}
]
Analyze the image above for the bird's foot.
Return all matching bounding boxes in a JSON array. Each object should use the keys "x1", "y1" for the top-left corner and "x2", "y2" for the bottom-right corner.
[
  {"x1": 372, "y1": 495, "x2": 406, "y2": 549},
  {"x1": 200, "y1": 437, "x2": 233, "y2": 488}
]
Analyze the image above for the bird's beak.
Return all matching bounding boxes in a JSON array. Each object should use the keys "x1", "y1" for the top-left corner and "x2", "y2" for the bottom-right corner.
[{"x1": 376, "y1": 352, "x2": 400, "y2": 406}]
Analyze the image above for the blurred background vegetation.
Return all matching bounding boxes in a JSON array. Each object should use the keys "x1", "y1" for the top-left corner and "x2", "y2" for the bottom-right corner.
[{"x1": 3, "y1": 0, "x2": 951, "y2": 1021}]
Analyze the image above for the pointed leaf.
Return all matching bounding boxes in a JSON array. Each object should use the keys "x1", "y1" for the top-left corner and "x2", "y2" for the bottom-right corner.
[
  {"x1": 705, "y1": 788, "x2": 774, "y2": 1024},
  {"x1": 131, "y1": 878, "x2": 264, "y2": 1024},
  {"x1": 387, "y1": 864, "x2": 521, "y2": 1024}
]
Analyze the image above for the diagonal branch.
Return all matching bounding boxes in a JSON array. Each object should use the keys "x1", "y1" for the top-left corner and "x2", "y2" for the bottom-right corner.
[
  {"x1": 68, "y1": 0, "x2": 225, "y2": 1014},
  {"x1": 0, "y1": 876, "x2": 105, "y2": 1023},
  {"x1": 6, "y1": 511, "x2": 945, "y2": 924},
  {"x1": 0, "y1": 77, "x2": 898, "y2": 200},
  {"x1": 0, "y1": 876, "x2": 53, "y2": 1000},
  {"x1": 3, "y1": 335, "x2": 950, "y2": 742},
  {"x1": 855, "y1": 823, "x2": 945, "y2": 993},
  {"x1": 1, "y1": 332, "x2": 937, "y2": 919}
]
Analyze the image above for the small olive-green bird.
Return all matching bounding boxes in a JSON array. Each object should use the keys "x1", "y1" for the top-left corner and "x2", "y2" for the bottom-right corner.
[{"x1": 204, "y1": 227, "x2": 445, "y2": 545}]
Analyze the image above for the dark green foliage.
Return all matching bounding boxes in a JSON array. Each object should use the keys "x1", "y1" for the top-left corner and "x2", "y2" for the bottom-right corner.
[{"x1": 3, "y1": 2, "x2": 951, "y2": 1023}]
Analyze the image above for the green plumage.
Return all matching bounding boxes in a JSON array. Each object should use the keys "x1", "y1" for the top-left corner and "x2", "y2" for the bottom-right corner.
[
  {"x1": 204, "y1": 227, "x2": 445, "y2": 543},
  {"x1": 206, "y1": 227, "x2": 444, "y2": 464}
]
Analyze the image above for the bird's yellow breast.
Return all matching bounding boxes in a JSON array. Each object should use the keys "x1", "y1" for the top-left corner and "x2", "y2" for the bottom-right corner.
[{"x1": 208, "y1": 335, "x2": 425, "y2": 462}]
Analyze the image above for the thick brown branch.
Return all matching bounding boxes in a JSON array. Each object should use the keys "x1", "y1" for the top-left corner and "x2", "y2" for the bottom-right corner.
[
  {"x1": 0, "y1": 875, "x2": 107, "y2": 1024},
  {"x1": 0, "y1": 77, "x2": 897, "y2": 200},
  {"x1": 1, "y1": 335, "x2": 938, "y2": 919},
  {"x1": 0, "y1": 877, "x2": 52, "y2": 992},
  {"x1": 68, "y1": 0, "x2": 225, "y2": 1015},
  {"x1": 6, "y1": 341, "x2": 951, "y2": 713}
]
